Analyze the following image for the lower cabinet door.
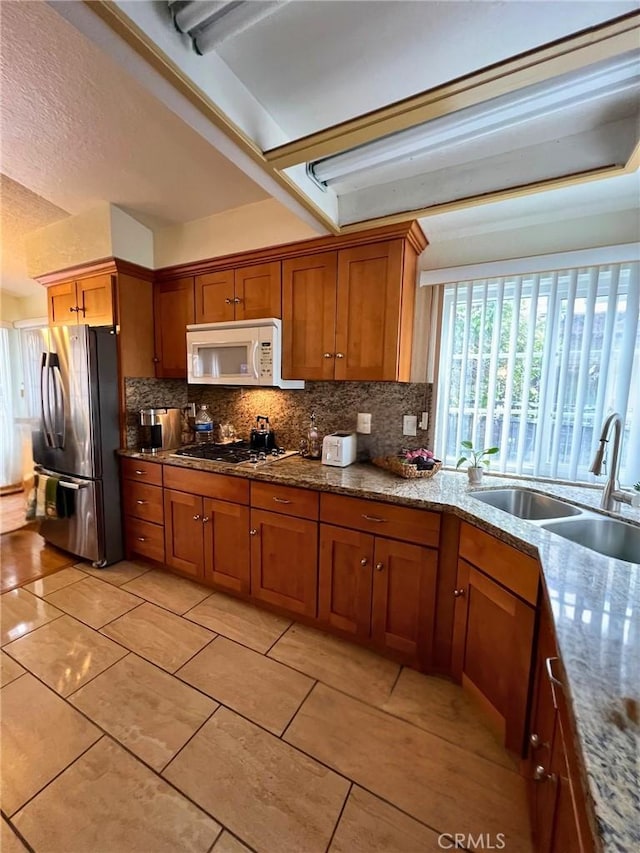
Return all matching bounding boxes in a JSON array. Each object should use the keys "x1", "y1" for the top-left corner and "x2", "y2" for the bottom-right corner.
[
  {"x1": 250, "y1": 509, "x2": 318, "y2": 617},
  {"x1": 319, "y1": 524, "x2": 373, "y2": 636},
  {"x1": 452, "y1": 559, "x2": 536, "y2": 753},
  {"x1": 371, "y1": 538, "x2": 437, "y2": 664},
  {"x1": 164, "y1": 489, "x2": 204, "y2": 579},
  {"x1": 203, "y1": 498, "x2": 250, "y2": 594}
]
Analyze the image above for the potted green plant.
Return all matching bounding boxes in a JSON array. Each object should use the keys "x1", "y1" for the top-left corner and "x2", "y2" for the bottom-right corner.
[{"x1": 456, "y1": 441, "x2": 499, "y2": 485}]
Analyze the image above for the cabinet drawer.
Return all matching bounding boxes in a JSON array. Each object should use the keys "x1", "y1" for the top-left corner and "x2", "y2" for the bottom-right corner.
[
  {"x1": 163, "y1": 464, "x2": 249, "y2": 504},
  {"x1": 123, "y1": 482, "x2": 164, "y2": 525},
  {"x1": 320, "y1": 493, "x2": 440, "y2": 547},
  {"x1": 459, "y1": 522, "x2": 539, "y2": 605},
  {"x1": 251, "y1": 482, "x2": 319, "y2": 520},
  {"x1": 121, "y1": 457, "x2": 163, "y2": 486},
  {"x1": 125, "y1": 516, "x2": 165, "y2": 563}
]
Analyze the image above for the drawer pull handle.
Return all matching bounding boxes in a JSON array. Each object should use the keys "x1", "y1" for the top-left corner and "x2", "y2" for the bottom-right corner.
[
  {"x1": 375, "y1": 562, "x2": 384, "y2": 571},
  {"x1": 250, "y1": 528, "x2": 258, "y2": 536},
  {"x1": 360, "y1": 558, "x2": 368, "y2": 566},
  {"x1": 193, "y1": 514, "x2": 201, "y2": 521},
  {"x1": 137, "y1": 536, "x2": 146, "y2": 542},
  {"x1": 273, "y1": 497, "x2": 292, "y2": 504},
  {"x1": 362, "y1": 514, "x2": 386, "y2": 523},
  {"x1": 545, "y1": 657, "x2": 563, "y2": 688},
  {"x1": 136, "y1": 500, "x2": 147, "y2": 505},
  {"x1": 134, "y1": 469, "x2": 146, "y2": 475},
  {"x1": 453, "y1": 588, "x2": 466, "y2": 598}
]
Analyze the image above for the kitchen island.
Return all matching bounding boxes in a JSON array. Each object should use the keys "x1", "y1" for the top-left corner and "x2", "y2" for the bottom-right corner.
[{"x1": 119, "y1": 449, "x2": 640, "y2": 853}]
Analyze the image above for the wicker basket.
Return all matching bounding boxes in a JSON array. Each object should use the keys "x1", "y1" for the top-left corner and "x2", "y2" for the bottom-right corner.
[{"x1": 372, "y1": 456, "x2": 442, "y2": 480}]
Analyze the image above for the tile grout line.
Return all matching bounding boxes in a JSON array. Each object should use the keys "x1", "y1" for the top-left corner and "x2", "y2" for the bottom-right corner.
[
  {"x1": 323, "y1": 780, "x2": 352, "y2": 853},
  {"x1": 278, "y1": 677, "x2": 319, "y2": 742},
  {"x1": 1, "y1": 808, "x2": 36, "y2": 853}
]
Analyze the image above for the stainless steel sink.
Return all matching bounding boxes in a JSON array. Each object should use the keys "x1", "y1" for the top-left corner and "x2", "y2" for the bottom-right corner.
[
  {"x1": 470, "y1": 488, "x2": 583, "y2": 520},
  {"x1": 541, "y1": 517, "x2": 640, "y2": 564}
]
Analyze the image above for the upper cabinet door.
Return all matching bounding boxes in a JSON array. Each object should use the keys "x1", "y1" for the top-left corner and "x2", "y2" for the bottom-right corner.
[
  {"x1": 234, "y1": 261, "x2": 281, "y2": 321},
  {"x1": 48, "y1": 281, "x2": 78, "y2": 326},
  {"x1": 195, "y1": 270, "x2": 235, "y2": 324},
  {"x1": 76, "y1": 273, "x2": 115, "y2": 326},
  {"x1": 335, "y1": 240, "x2": 405, "y2": 381},
  {"x1": 282, "y1": 252, "x2": 338, "y2": 380},
  {"x1": 153, "y1": 277, "x2": 195, "y2": 378}
]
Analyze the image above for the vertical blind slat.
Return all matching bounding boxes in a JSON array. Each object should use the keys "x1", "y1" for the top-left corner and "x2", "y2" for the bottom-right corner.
[
  {"x1": 549, "y1": 270, "x2": 578, "y2": 479},
  {"x1": 532, "y1": 273, "x2": 560, "y2": 477},
  {"x1": 484, "y1": 280, "x2": 503, "y2": 451},
  {"x1": 567, "y1": 268, "x2": 598, "y2": 480},
  {"x1": 590, "y1": 266, "x2": 620, "y2": 466},
  {"x1": 515, "y1": 274, "x2": 540, "y2": 471}
]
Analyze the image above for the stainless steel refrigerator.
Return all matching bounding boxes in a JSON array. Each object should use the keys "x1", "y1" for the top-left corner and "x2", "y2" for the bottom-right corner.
[{"x1": 32, "y1": 325, "x2": 123, "y2": 566}]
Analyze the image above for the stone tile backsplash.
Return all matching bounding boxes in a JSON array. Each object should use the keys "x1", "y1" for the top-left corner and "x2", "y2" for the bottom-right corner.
[{"x1": 125, "y1": 378, "x2": 432, "y2": 458}]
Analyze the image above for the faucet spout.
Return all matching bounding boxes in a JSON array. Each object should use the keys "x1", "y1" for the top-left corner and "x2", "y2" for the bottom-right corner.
[{"x1": 590, "y1": 413, "x2": 623, "y2": 510}]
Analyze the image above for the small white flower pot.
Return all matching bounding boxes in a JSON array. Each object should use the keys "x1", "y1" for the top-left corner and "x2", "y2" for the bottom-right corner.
[{"x1": 467, "y1": 466, "x2": 484, "y2": 485}]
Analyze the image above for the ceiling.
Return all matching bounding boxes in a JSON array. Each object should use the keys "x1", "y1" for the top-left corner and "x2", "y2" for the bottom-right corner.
[{"x1": 1, "y1": 1, "x2": 638, "y2": 302}]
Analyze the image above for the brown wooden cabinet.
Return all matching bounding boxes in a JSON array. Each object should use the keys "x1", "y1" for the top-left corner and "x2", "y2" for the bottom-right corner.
[
  {"x1": 250, "y1": 508, "x2": 318, "y2": 617},
  {"x1": 319, "y1": 523, "x2": 437, "y2": 665},
  {"x1": 153, "y1": 277, "x2": 195, "y2": 378},
  {"x1": 203, "y1": 497, "x2": 250, "y2": 594},
  {"x1": 282, "y1": 238, "x2": 416, "y2": 381},
  {"x1": 526, "y1": 604, "x2": 595, "y2": 853},
  {"x1": 48, "y1": 273, "x2": 115, "y2": 326},
  {"x1": 452, "y1": 521, "x2": 540, "y2": 754},
  {"x1": 121, "y1": 458, "x2": 165, "y2": 563},
  {"x1": 164, "y1": 488, "x2": 204, "y2": 579},
  {"x1": 195, "y1": 262, "x2": 281, "y2": 325}
]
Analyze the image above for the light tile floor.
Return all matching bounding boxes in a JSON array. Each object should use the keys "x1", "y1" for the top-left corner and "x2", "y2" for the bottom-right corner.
[{"x1": 1, "y1": 559, "x2": 532, "y2": 853}]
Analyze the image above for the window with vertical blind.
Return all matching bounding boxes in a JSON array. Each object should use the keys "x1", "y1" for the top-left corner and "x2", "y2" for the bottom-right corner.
[{"x1": 434, "y1": 259, "x2": 640, "y2": 485}]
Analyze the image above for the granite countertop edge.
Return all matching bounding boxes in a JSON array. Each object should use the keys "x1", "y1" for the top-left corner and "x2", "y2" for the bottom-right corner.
[{"x1": 119, "y1": 449, "x2": 640, "y2": 851}]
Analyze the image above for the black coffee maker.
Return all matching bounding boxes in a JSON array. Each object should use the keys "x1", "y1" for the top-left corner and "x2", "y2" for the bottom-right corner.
[{"x1": 250, "y1": 416, "x2": 277, "y2": 451}]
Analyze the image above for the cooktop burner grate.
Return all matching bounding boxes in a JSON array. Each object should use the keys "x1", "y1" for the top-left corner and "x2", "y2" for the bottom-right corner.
[{"x1": 172, "y1": 441, "x2": 296, "y2": 465}]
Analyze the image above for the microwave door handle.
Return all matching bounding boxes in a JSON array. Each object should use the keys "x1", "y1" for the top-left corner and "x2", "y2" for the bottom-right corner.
[{"x1": 251, "y1": 341, "x2": 259, "y2": 380}]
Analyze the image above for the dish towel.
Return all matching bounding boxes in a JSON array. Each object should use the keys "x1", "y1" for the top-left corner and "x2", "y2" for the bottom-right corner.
[{"x1": 25, "y1": 474, "x2": 75, "y2": 521}]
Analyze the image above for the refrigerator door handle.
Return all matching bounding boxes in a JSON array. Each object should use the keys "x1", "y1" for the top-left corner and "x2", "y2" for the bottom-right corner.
[
  {"x1": 51, "y1": 362, "x2": 66, "y2": 449},
  {"x1": 40, "y1": 355, "x2": 54, "y2": 447}
]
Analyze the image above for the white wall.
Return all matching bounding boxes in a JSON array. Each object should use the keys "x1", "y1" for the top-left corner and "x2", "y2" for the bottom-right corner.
[{"x1": 154, "y1": 198, "x2": 321, "y2": 268}]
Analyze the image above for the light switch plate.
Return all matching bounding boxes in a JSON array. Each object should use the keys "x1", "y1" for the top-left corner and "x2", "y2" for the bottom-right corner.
[
  {"x1": 357, "y1": 413, "x2": 372, "y2": 434},
  {"x1": 403, "y1": 415, "x2": 417, "y2": 436}
]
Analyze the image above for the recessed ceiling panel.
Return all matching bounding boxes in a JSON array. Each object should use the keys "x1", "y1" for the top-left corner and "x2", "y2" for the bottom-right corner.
[{"x1": 215, "y1": 0, "x2": 639, "y2": 138}]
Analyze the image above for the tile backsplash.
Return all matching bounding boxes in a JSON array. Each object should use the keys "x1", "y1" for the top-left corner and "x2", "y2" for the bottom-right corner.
[{"x1": 125, "y1": 378, "x2": 432, "y2": 458}]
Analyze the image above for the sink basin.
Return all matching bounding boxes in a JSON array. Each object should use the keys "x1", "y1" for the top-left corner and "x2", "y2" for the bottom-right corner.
[
  {"x1": 541, "y1": 517, "x2": 640, "y2": 563},
  {"x1": 470, "y1": 488, "x2": 583, "y2": 520}
]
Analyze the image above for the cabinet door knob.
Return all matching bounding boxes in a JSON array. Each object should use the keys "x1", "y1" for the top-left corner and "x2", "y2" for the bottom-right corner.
[
  {"x1": 136, "y1": 536, "x2": 146, "y2": 542},
  {"x1": 335, "y1": 352, "x2": 344, "y2": 358},
  {"x1": 153, "y1": 357, "x2": 160, "y2": 363},
  {"x1": 375, "y1": 562, "x2": 384, "y2": 571},
  {"x1": 193, "y1": 514, "x2": 201, "y2": 521},
  {"x1": 233, "y1": 297, "x2": 242, "y2": 304},
  {"x1": 224, "y1": 298, "x2": 233, "y2": 304},
  {"x1": 323, "y1": 352, "x2": 334, "y2": 359},
  {"x1": 529, "y1": 733, "x2": 541, "y2": 748},
  {"x1": 453, "y1": 588, "x2": 466, "y2": 598},
  {"x1": 250, "y1": 528, "x2": 258, "y2": 535},
  {"x1": 360, "y1": 558, "x2": 368, "y2": 566},
  {"x1": 68, "y1": 306, "x2": 77, "y2": 313},
  {"x1": 202, "y1": 516, "x2": 210, "y2": 523},
  {"x1": 533, "y1": 765, "x2": 554, "y2": 783}
]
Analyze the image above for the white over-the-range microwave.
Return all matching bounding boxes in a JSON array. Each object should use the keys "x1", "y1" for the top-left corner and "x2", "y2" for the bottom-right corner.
[{"x1": 186, "y1": 318, "x2": 304, "y2": 388}]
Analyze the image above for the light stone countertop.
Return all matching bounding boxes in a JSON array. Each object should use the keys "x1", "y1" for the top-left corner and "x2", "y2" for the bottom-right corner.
[{"x1": 120, "y1": 449, "x2": 640, "y2": 853}]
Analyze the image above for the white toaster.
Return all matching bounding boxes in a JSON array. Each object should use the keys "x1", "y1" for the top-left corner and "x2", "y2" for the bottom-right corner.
[{"x1": 321, "y1": 432, "x2": 357, "y2": 467}]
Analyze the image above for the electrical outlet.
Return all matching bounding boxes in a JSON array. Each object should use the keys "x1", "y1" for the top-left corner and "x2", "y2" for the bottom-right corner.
[
  {"x1": 419, "y1": 411, "x2": 429, "y2": 431},
  {"x1": 403, "y1": 415, "x2": 417, "y2": 436},
  {"x1": 357, "y1": 413, "x2": 372, "y2": 434}
]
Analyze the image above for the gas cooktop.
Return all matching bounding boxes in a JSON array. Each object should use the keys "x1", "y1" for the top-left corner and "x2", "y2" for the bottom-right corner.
[{"x1": 172, "y1": 441, "x2": 298, "y2": 465}]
